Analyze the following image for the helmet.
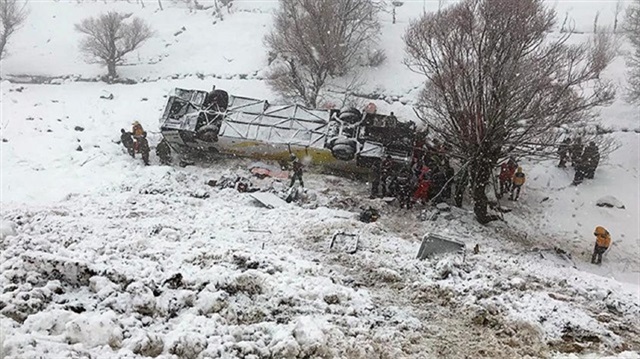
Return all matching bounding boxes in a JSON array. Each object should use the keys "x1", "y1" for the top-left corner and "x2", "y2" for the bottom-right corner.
[
  {"x1": 516, "y1": 167, "x2": 523, "y2": 173},
  {"x1": 133, "y1": 121, "x2": 140, "y2": 126}
]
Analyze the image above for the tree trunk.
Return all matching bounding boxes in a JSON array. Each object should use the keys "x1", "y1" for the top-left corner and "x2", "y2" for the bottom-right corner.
[
  {"x1": 107, "y1": 61, "x2": 118, "y2": 79},
  {"x1": 454, "y1": 168, "x2": 468, "y2": 207},
  {"x1": 471, "y1": 158, "x2": 500, "y2": 224}
]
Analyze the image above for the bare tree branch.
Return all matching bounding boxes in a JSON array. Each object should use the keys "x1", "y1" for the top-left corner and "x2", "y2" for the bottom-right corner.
[
  {"x1": 265, "y1": 0, "x2": 380, "y2": 107},
  {"x1": 0, "y1": 0, "x2": 29, "y2": 60},
  {"x1": 624, "y1": 0, "x2": 640, "y2": 104},
  {"x1": 404, "y1": 0, "x2": 616, "y2": 224},
  {"x1": 75, "y1": 11, "x2": 153, "y2": 79}
]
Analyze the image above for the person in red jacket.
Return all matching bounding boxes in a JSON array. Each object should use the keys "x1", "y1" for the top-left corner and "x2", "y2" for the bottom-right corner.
[
  {"x1": 498, "y1": 157, "x2": 518, "y2": 198},
  {"x1": 412, "y1": 165, "x2": 432, "y2": 205}
]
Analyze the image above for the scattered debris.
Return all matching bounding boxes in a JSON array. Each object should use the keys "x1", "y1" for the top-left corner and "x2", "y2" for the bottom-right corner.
[
  {"x1": 162, "y1": 273, "x2": 184, "y2": 290},
  {"x1": 323, "y1": 294, "x2": 340, "y2": 305},
  {"x1": 359, "y1": 207, "x2": 380, "y2": 223},
  {"x1": 541, "y1": 196, "x2": 550, "y2": 203},
  {"x1": 473, "y1": 244, "x2": 480, "y2": 254},
  {"x1": 1, "y1": 138, "x2": 7, "y2": 143},
  {"x1": 99, "y1": 93, "x2": 114, "y2": 100},
  {"x1": 596, "y1": 196, "x2": 625, "y2": 209},
  {"x1": 74, "y1": 126, "x2": 85, "y2": 132},
  {"x1": 189, "y1": 190, "x2": 210, "y2": 199},
  {"x1": 213, "y1": 175, "x2": 259, "y2": 193},
  {"x1": 141, "y1": 98, "x2": 148, "y2": 101},
  {"x1": 76, "y1": 145, "x2": 83, "y2": 151},
  {"x1": 416, "y1": 233, "x2": 465, "y2": 260},
  {"x1": 248, "y1": 161, "x2": 289, "y2": 179},
  {"x1": 173, "y1": 26, "x2": 186, "y2": 36}
]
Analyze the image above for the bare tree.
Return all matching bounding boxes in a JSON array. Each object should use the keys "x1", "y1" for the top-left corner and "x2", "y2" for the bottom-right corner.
[
  {"x1": 613, "y1": 0, "x2": 623, "y2": 33},
  {"x1": 75, "y1": 12, "x2": 153, "y2": 79},
  {"x1": 0, "y1": 0, "x2": 28, "y2": 60},
  {"x1": 404, "y1": 0, "x2": 615, "y2": 224},
  {"x1": 624, "y1": 0, "x2": 640, "y2": 104},
  {"x1": 265, "y1": 0, "x2": 380, "y2": 107}
]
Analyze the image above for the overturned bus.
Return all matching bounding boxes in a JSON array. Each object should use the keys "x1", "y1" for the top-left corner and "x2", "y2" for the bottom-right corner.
[{"x1": 159, "y1": 86, "x2": 417, "y2": 172}]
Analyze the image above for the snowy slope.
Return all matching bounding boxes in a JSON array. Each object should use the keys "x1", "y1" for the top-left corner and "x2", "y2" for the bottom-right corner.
[{"x1": 1, "y1": 1, "x2": 639, "y2": 358}]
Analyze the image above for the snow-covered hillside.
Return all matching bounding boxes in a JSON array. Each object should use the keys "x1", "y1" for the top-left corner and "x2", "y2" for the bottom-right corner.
[{"x1": 1, "y1": 1, "x2": 639, "y2": 358}]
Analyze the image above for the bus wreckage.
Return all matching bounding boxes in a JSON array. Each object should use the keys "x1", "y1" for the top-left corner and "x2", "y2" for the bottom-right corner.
[{"x1": 159, "y1": 86, "x2": 418, "y2": 172}]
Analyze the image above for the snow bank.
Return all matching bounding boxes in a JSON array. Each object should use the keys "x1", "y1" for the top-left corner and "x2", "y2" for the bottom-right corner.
[{"x1": 0, "y1": 220, "x2": 17, "y2": 241}]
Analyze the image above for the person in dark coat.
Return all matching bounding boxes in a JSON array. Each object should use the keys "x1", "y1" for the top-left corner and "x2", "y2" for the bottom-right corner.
[
  {"x1": 156, "y1": 139, "x2": 172, "y2": 165},
  {"x1": 370, "y1": 160, "x2": 382, "y2": 198},
  {"x1": 582, "y1": 141, "x2": 600, "y2": 179},
  {"x1": 380, "y1": 155, "x2": 394, "y2": 197},
  {"x1": 430, "y1": 166, "x2": 448, "y2": 203},
  {"x1": 289, "y1": 154, "x2": 304, "y2": 187},
  {"x1": 557, "y1": 138, "x2": 571, "y2": 168},
  {"x1": 569, "y1": 137, "x2": 584, "y2": 168},
  {"x1": 394, "y1": 166, "x2": 414, "y2": 209},
  {"x1": 138, "y1": 131, "x2": 151, "y2": 165},
  {"x1": 120, "y1": 129, "x2": 135, "y2": 157}
]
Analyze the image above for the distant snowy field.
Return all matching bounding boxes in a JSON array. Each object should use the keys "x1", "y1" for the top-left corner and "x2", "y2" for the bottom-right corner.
[{"x1": 1, "y1": 0, "x2": 639, "y2": 358}]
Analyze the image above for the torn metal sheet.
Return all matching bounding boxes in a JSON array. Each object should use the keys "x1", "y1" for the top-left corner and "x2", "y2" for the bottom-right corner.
[
  {"x1": 329, "y1": 232, "x2": 359, "y2": 254},
  {"x1": 416, "y1": 233, "x2": 465, "y2": 260},
  {"x1": 249, "y1": 192, "x2": 288, "y2": 209}
]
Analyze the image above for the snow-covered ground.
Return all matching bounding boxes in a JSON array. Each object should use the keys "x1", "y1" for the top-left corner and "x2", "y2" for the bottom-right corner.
[{"x1": 1, "y1": 1, "x2": 639, "y2": 358}]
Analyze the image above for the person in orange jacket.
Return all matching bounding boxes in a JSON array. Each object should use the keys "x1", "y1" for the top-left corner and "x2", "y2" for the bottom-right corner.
[
  {"x1": 509, "y1": 167, "x2": 526, "y2": 201},
  {"x1": 591, "y1": 226, "x2": 611, "y2": 265},
  {"x1": 131, "y1": 121, "x2": 143, "y2": 152}
]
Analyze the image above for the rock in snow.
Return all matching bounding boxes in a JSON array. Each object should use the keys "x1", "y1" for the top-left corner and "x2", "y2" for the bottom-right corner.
[{"x1": 596, "y1": 196, "x2": 625, "y2": 209}]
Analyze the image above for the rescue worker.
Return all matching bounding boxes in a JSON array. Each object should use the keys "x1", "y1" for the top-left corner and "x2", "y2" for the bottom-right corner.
[
  {"x1": 509, "y1": 167, "x2": 525, "y2": 201},
  {"x1": 156, "y1": 139, "x2": 172, "y2": 165},
  {"x1": 120, "y1": 129, "x2": 135, "y2": 157},
  {"x1": 394, "y1": 166, "x2": 414, "y2": 209},
  {"x1": 569, "y1": 137, "x2": 584, "y2": 168},
  {"x1": 380, "y1": 155, "x2": 394, "y2": 197},
  {"x1": 591, "y1": 226, "x2": 611, "y2": 265},
  {"x1": 289, "y1": 154, "x2": 304, "y2": 188},
  {"x1": 138, "y1": 131, "x2": 151, "y2": 166},
  {"x1": 386, "y1": 112, "x2": 398, "y2": 127},
  {"x1": 557, "y1": 138, "x2": 571, "y2": 168},
  {"x1": 412, "y1": 164, "x2": 431, "y2": 205},
  {"x1": 582, "y1": 141, "x2": 600, "y2": 179},
  {"x1": 499, "y1": 157, "x2": 518, "y2": 198},
  {"x1": 430, "y1": 166, "x2": 448, "y2": 203},
  {"x1": 132, "y1": 121, "x2": 145, "y2": 153}
]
